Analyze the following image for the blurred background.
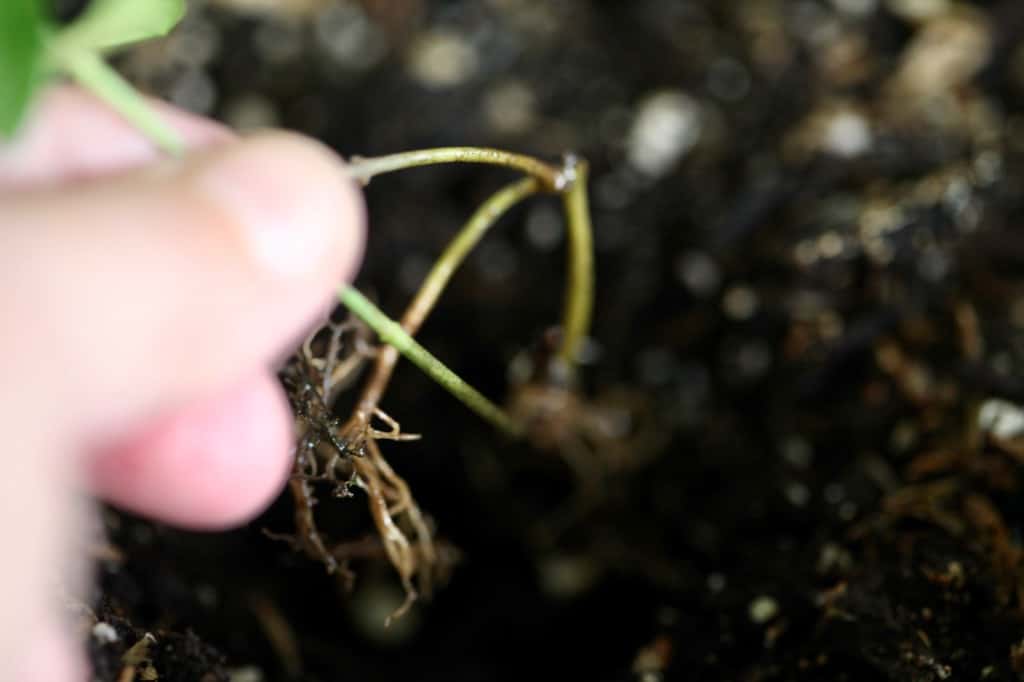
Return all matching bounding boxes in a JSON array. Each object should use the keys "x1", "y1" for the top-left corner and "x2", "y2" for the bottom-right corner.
[{"x1": 79, "y1": 1, "x2": 1024, "y2": 680}]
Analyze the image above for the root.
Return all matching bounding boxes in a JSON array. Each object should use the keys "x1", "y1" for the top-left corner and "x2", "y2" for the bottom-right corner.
[
  {"x1": 277, "y1": 312, "x2": 447, "y2": 622},
  {"x1": 370, "y1": 407, "x2": 422, "y2": 442},
  {"x1": 347, "y1": 427, "x2": 441, "y2": 619}
]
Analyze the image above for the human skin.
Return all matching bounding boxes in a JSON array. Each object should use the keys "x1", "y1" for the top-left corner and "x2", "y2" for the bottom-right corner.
[{"x1": 0, "y1": 87, "x2": 366, "y2": 680}]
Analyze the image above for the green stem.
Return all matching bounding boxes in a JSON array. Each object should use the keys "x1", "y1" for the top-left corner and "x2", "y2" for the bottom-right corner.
[
  {"x1": 347, "y1": 147, "x2": 596, "y2": 371},
  {"x1": 58, "y1": 48, "x2": 184, "y2": 156},
  {"x1": 557, "y1": 158, "x2": 595, "y2": 366},
  {"x1": 348, "y1": 147, "x2": 563, "y2": 192},
  {"x1": 407, "y1": 176, "x2": 540, "y2": 330},
  {"x1": 358, "y1": 177, "x2": 541, "y2": 411},
  {"x1": 340, "y1": 285, "x2": 524, "y2": 438}
]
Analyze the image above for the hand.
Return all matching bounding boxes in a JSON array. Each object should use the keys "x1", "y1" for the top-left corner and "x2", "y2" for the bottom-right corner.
[{"x1": 0, "y1": 87, "x2": 365, "y2": 680}]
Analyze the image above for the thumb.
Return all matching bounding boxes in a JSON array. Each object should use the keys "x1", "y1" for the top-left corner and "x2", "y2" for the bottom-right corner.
[{"x1": 0, "y1": 131, "x2": 365, "y2": 437}]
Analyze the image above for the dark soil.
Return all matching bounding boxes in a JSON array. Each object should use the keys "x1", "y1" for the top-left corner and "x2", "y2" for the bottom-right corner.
[{"x1": 87, "y1": 1, "x2": 1024, "y2": 680}]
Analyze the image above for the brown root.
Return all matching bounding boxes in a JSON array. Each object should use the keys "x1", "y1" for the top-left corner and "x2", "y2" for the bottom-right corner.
[{"x1": 275, "y1": 313, "x2": 448, "y2": 622}]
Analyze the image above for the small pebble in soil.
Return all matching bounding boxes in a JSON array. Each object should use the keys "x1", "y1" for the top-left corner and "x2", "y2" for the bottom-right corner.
[
  {"x1": 252, "y1": 16, "x2": 305, "y2": 64},
  {"x1": 594, "y1": 170, "x2": 641, "y2": 211},
  {"x1": 347, "y1": 580, "x2": 422, "y2": 645},
  {"x1": 483, "y1": 80, "x2": 537, "y2": 135},
  {"x1": 889, "y1": 420, "x2": 919, "y2": 454},
  {"x1": 706, "y1": 57, "x2": 751, "y2": 102},
  {"x1": 636, "y1": 347, "x2": 678, "y2": 387},
  {"x1": 407, "y1": 30, "x2": 479, "y2": 89},
  {"x1": 972, "y1": 146, "x2": 1000, "y2": 180},
  {"x1": 822, "y1": 110, "x2": 872, "y2": 158},
  {"x1": 474, "y1": 240, "x2": 519, "y2": 283},
  {"x1": 223, "y1": 94, "x2": 281, "y2": 131},
  {"x1": 524, "y1": 203, "x2": 564, "y2": 251},
  {"x1": 722, "y1": 285, "x2": 759, "y2": 321},
  {"x1": 168, "y1": 68, "x2": 217, "y2": 114},
  {"x1": 792, "y1": 2, "x2": 842, "y2": 48},
  {"x1": 707, "y1": 573, "x2": 727, "y2": 594},
  {"x1": 830, "y1": 0, "x2": 879, "y2": 17},
  {"x1": 675, "y1": 251, "x2": 721, "y2": 298},
  {"x1": 823, "y1": 483, "x2": 845, "y2": 505},
  {"x1": 228, "y1": 667, "x2": 265, "y2": 682},
  {"x1": 398, "y1": 253, "x2": 433, "y2": 295},
  {"x1": 819, "y1": 229, "x2": 843, "y2": 259},
  {"x1": 793, "y1": 239, "x2": 821, "y2": 268},
  {"x1": 722, "y1": 340, "x2": 773, "y2": 382},
  {"x1": 780, "y1": 436, "x2": 814, "y2": 469},
  {"x1": 627, "y1": 90, "x2": 702, "y2": 178},
  {"x1": 885, "y1": 0, "x2": 950, "y2": 22},
  {"x1": 784, "y1": 481, "x2": 811, "y2": 508},
  {"x1": 315, "y1": 2, "x2": 388, "y2": 72},
  {"x1": 817, "y1": 542, "x2": 854, "y2": 575},
  {"x1": 917, "y1": 245, "x2": 950, "y2": 283},
  {"x1": 538, "y1": 554, "x2": 601, "y2": 599},
  {"x1": 748, "y1": 595, "x2": 780, "y2": 624},
  {"x1": 174, "y1": 16, "x2": 222, "y2": 68},
  {"x1": 787, "y1": 103, "x2": 873, "y2": 162}
]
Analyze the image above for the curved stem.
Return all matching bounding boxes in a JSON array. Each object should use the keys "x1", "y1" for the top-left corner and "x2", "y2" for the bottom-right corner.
[
  {"x1": 404, "y1": 177, "x2": 541, "y2": 334},
  {"x1": 348, "y1": 147, "x2": 563, "y2": 192},
  {"x1": 339, "y1": 286, "x2": 524, "y2": 438},
  {"x1": 358, "y1": 177, "x2": 540, "y2": 412},
  {"x1": 557, "y1": 159, "x2": 594, "y2": 366}
]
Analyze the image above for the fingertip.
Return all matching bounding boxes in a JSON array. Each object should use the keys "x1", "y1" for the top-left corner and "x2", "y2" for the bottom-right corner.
[
  {"x1": 193, "y1": 130, "x2": 366, "y2": 287},
  {"x1": 1, "y1": 129, "x2": 367, "y2": 430},
  {"x1": 87, "y1": 373, "x2": 294, "y2": 530}
]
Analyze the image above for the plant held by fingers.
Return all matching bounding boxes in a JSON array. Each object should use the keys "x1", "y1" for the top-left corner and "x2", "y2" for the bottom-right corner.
[
  {"x1": 3, "y1": 0, "x2": 603, "y2": 617},
  {"x1": 278, "y1": 151, "x2": 594, "y2": 617}
]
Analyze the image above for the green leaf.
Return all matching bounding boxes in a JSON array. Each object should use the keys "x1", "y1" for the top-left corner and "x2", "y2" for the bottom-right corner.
[
  {"x1": 55, "y1": 0, "x2": 186, "y2": 53},
  {"x1": 0, "y1": 0, "x2": 46, "y2": 136}
]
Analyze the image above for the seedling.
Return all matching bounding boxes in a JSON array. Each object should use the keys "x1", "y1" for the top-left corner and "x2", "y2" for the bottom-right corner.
[{"x1": 2, "y1": 0, "x2": 598, "y2": 617}]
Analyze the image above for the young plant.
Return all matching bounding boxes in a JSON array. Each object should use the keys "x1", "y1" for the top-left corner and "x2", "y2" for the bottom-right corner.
[
  {"x1": 286, "y1": 154, "x2": 594, "y2": 618},
  {"x1": 2, "y1": 0, "x2": 598, "y2": 617}
]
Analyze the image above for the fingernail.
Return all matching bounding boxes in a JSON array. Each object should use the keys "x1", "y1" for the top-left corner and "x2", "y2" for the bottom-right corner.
[{"x1": 194, "y1": 133, "x2": 350, "y2": 278}]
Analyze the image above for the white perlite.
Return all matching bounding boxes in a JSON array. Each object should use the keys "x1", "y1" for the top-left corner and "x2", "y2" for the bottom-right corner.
[
  {"x1": 978, "y1": 399, "x2": 1024, "y2": 440},
  {"x1": 91, "y1": 622, "x2": 119, "y2": 645},
  {"x1": 627, "y1": 90, "x2": 702, "y2": 178},
  {"x1": 749, "y1": 595, "x2": 780, "y2": 624},
  {"x1": 822, "y1": 110, "x2": 872, "y2": 157}
]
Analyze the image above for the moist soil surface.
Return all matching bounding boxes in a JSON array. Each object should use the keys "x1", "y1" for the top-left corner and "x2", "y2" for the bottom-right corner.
[{"x1": 85, "y1": 1, "x2": 1024, "y2": 680}]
